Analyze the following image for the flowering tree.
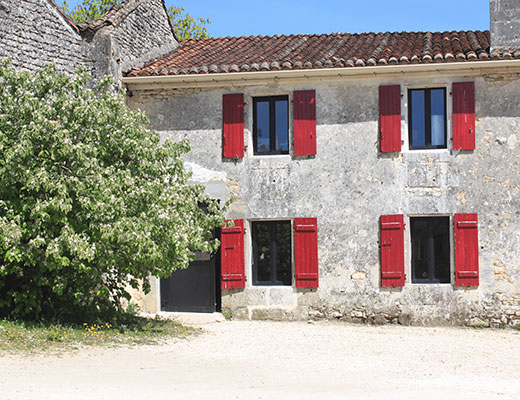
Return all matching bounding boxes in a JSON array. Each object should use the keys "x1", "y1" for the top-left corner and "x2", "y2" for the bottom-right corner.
[{"x1": 0, "y1": 62, "x2": 225, "y2": 320}]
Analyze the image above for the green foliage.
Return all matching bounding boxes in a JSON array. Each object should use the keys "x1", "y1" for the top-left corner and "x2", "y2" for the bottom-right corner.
[
  {"x1": 61, "y1": 0, "x2": 122, "y2": 25},
  {"x1": 167, "y1": 6, "x2": 210, "y2": 40},
  {"x1": 0, "y1": 316, "x2": 196, "y2": 353},
  {"x1": 0, "y1": 61, "x2": 225, "y2": 321},
  {"x1": 60, "y1": 1, "x2": 211, "y2": 40}
]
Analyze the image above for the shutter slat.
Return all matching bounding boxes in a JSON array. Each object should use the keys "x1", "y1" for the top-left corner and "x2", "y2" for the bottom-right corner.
[
  {"x1": 379, "y1": 85, "x2": 401, "y2": 153},
  {"x1": 380, "y1": 214, "x2": 405, "y2": 287},
  {"x1": 220, "y1": 219, "x2": 245, "y2": 289},
  {"x1": 454, "y1": 213, "x2": 479, "y2": 287},
  {"x1": 294, "y1": 217, "x2": 319, "y2": 288},
  {"x1": 294, "y1": 90, "x2": 317, "y2": 156},
  {"x1": 223, "y1": 94, "x2": 245, "y2": 158},
  {"x1": 452, "y1": 82, "x2": 475, "y2": 151}
]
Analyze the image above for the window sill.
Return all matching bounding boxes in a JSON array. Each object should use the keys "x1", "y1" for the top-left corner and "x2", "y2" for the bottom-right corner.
[
  {"x1": 249, "y1": 154, "x2": 292, "y2": 159},
  {"x1": 248, "y1": 285, "x2": 294, "y2": 289},
  {"x1": 403, "y1": 148, "x2": 450, "y2": 154},
  {"x1": 408, "y1": 283, "x2": 453, "y2": 287}
]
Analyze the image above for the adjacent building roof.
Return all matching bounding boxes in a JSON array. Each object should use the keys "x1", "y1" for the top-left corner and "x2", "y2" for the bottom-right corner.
[
  {"x1": 126, "y1": 30, "x2": 520, "y2": 77},
  {"x1": 78, "y1": 0, "x2": 177, "y2": 40}
]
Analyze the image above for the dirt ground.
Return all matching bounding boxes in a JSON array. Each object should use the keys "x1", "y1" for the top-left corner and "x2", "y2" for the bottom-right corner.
[{"x1": 2, "y1": 320, "x2": 520, "y2": 400}]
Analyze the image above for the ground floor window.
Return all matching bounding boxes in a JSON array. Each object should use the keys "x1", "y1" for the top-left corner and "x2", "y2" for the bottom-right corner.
[
  {"x1": 410, "y1": 216, "x2": 450, "y2": 283},
  {"x1": 252, "y1": 220, "x2": 292, "y2": 285}
]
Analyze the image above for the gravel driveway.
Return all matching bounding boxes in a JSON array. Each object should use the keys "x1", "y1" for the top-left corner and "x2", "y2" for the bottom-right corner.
[{"x1": 2, "y1": 320, "x2": 520, "y2": 399}]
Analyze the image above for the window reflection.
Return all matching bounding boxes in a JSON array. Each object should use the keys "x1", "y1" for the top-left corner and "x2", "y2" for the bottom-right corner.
[
  {"x1": 253, "y1": 96, "x2": 289, "y2": 155},
  {"x1": 408, "y1": 88, "x2": 446, "y2": 149}
]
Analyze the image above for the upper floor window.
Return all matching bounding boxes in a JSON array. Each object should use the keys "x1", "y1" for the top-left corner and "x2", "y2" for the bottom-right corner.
[
  {"x1": 253, "y1": 96, "x2": 289, "y2": 155},
  {"x1": 408, "y1": 88, "x2": 447, "y2": 150}
]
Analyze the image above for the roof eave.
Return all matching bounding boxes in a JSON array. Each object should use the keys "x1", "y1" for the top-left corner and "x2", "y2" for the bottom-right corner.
[{"x1": 123, "y1": 59, "x2": 520, "y2": 89}]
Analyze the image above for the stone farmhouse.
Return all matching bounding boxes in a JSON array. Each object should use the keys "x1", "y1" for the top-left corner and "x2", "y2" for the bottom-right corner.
[{"x1": 3, "y1": 0, "x2": 520, "y2": 326}]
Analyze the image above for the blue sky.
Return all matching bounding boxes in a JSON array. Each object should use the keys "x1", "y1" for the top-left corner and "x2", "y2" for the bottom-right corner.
[{"x1": 62, "y1": 0, "x2": 490, "y2": 37}]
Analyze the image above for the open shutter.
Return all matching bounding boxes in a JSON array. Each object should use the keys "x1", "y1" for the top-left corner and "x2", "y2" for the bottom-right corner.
[
  {"x1": 379, "y1": 85, "x2": 401, "y2": 153},
  {"x1": 380, "y1": 215, "x2": 405, "y2": 287},
  {"x1": 454, "y1": 213, "x2": 479, "y2": 287},
  {"x1": 222, "y1": 94, "x2": 245, "y2": 158},
  {"x1": 294, "y1": 90, "x2": 316, "y2": 156},
  {"x1": 452, "y1": 82, "x2": 475, "y2": 151},
  {"x1": 220, "y1": 219, "x2": 245, "y2": 289},
  {"x1": 294, "y1": 218, "x2": 318, "y2": 288}
]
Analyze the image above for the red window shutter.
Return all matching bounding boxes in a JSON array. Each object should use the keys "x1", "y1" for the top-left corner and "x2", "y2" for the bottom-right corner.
[
  {"x1": 294, "y1": 218, "x2": 318, "y2": 288},
  {"x1": 379, "y1": 85, "x2": 401, "y2": 153},
  {"x1": 380, "y1": 215, "x2": 405, "y2": 287},
  {"x1": 220, "y1": 219, "x2": 245, "y2": 289},
  {"x1": 454, "y1": 214, "x2": 479, "y2": 287},
  {"x1": 222, "y1": 94, "x2": 245, "y2": 158},
  {"x1": 452, "y1": 82, "x2": 475, "y2": 151},
  {"x1": 293, "y1": 90, "x2": 316, "y2": 156}
]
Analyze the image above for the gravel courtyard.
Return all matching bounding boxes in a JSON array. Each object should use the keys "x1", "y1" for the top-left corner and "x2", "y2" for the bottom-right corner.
[{"x1": 2, "y1": 320, "x2": 520, "y2": 399}]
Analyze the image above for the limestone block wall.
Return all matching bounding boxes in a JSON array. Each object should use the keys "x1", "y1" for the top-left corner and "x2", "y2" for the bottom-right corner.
[
  {"x1": 0, "y1": 0, "x2": 86, "y2": 74},
  {"x1": 129, "y1": 71, "x2": 520, "y2": 326},
  {"x1": 110, "y1": 0, "x2": 178, "y2": 73}
]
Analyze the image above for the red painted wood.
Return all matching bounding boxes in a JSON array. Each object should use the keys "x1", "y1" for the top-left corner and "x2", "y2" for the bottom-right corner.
[
  {"x1": 294, "y1": 218, "x2": 319, "y2": 288},
  {"x1": 452, "y1": 82, "x2": 475, "y2": 151},
  {"x1": 294, "y1": 90, "x2": 317, "y2": 156},
  {"x1": 220, "y1": 219, "x2": 245, "y2": 289},
  {"x1": 222, "y1": 94, "x2": 245, "y2": 158},
  {"x1": 379, "y1": 85, "x2": 401, "y2": 153},
  {"x1": 380, "y1": 215, "x2": 405, "y2": 287},
  {"x1": 454, "y1": 213, "x2": 479, "y2": 287}
]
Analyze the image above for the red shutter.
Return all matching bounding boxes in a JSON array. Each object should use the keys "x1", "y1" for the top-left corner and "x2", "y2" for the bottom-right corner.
[
  {"x1": 294, "y1": 218, "x2": 318, "y2": 288},
  {"x1": 380, "y1": 215, "x2": 405, "y2": 287},
  {"x1": 222, "y1": 94, "x2": 245, "y2": 159},
  {"x1": 452, "y1": 82, "x2": 475, "y2": 151},
  {"x1": 454, "y1": 214, "x2": 479, "y2": 287},
  {"x1": 293, "y1": 90, "x2": 316, "y2": 156},
  {"x1": 220, "y1": 219, "x2": 245, "y2": 289},
  {"x1": 379, "y1": 85, "x2": 401, "y2": 153}
]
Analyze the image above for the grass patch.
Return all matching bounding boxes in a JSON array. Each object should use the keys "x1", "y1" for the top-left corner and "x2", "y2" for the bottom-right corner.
[
  {"x1": 0, "y1": 315, "x2": 198, "y2": 354},
  {"x1": 470, "y1": 324, "x2": 489, "y2": 329},
  {"x1": 514, "y1": 324, "x2": 520, "y2": 331}
]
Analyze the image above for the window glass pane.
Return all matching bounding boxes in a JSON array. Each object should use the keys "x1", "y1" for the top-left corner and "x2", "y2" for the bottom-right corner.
[
  {"x1": 411, "y1": 218, "x2": 428, "y2": 281},
  {"x1": 274, "y1": 100, "x2": 289, "y2": 152},
  {"x1": 411, "y1": 217, "x2": 450, "y2": 284},
  {"x1": 430, "y1": 89, "x2": 445, "y2": 147},
  {"x1": 410, "y1": 90, "x2": 426, "y2": 147},
  {"x1": 255, "y1": 101, "x2": 270, "y2": 153},
  {"x1": 254, "y1": 223, "x2": 271, "y2": 282},
  {"x1": 432, "y1": 217, "x2": 450, "y2": 283},
  {"x1": 275, "y1": 222, "x2": 292, "y2": 285}
]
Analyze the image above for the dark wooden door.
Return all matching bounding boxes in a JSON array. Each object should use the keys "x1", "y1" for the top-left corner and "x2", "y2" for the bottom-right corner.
[{"x1": 160, "y1": 252, "x2": 219, "y2": 313}]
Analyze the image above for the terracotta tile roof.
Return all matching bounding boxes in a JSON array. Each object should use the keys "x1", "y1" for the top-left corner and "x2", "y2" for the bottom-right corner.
[{"x1": 126, "y1": 30, "x2": 520, "y2": 77}]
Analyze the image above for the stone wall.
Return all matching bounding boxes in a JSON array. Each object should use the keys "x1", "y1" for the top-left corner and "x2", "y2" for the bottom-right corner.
[
  {"x1": 0, "y1": 0, "x2": 86, "y2": 74},
  {"x1": 490, "y1": 0, "x2": 520, "y2": 49},
  {"x1": 110, "y1": 0, "x2": 178, "y2": 73},
  {"x1": 0, "y1": 0, "x2": 176, "y2": 86},
  {"x1": 129, "y1": 69, "x2": 520, "y2": 327}
]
